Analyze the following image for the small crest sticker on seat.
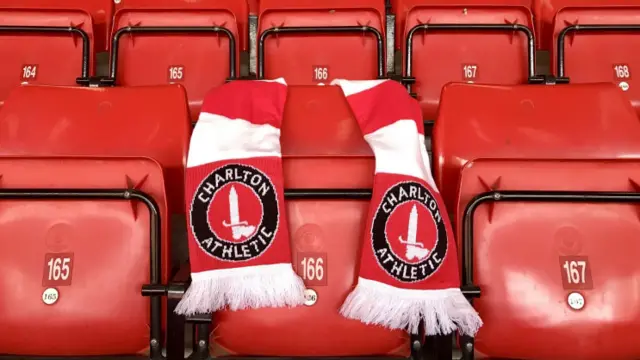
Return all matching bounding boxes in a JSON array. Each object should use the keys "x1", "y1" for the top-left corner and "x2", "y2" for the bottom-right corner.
[
  {"x1": 42, "y1": 288, "x2": 59, "y2": 305},
  {"x1": 303, "y1": 288, "x2": 318, "y2": 306},
  {"x1": 567, "y1": 292, "x2": 585, "y2": 311}
]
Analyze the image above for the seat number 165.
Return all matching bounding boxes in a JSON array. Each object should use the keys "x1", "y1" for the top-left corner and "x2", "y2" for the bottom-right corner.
[{"x1": 43, "y1": 253, "x2": 74, "y2": 286}]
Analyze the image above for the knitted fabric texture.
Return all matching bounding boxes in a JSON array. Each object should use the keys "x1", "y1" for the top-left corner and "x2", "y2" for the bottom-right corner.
[{"x1": 175, "y1": 78, "x2": 482, "y2": 337}]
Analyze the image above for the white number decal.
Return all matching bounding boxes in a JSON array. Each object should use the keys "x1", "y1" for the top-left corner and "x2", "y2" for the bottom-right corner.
[
  {"x1": 562, "y1": 260, "x2": 587, "y2": 284},
  {"x1": 614, "y1": 65, "x2": 631, "y2": 79},
  {"x1": 313, "y1": 67, "x2": 328, "y2": 81},
  {"x1": 22, "y1": 65, "x2": 37, "y2": 80},
  {"x1": 42, "y1": 288, "x2": 59, "y2": 305},
  {"x1": 168, "y1": 66, "x2": 184, "y2": 81},
  {"x1": 300, "y1": 256, "x2": 324, "y2": 281},
  {"x1": 303, "y1": 288, "x2": 318, "y2": 306},
  {"x1": 567, "y1": 292, "x2": 585, "y2": 310},
  {"x1": 47, "y1": 257, "x2": 71, "y2": 281},
  {"x1": 463, "y1": 64, "x2": 478, "y2": 80}
]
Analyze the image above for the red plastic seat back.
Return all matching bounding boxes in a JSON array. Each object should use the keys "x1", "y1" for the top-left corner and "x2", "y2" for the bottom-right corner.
[
  {"x1": 433, "y1": 82, "x2": 640, "y2": 217},
  {"x1": 211, "y1": 86, "x2": 410, "y2": 357},
  {"x1": 396, "y1": 0, "x2": 533, "y2": 119},
  {"x1": 533, "y1": 0, "x2": 636, "y2": 50},
  {"x1": 0, "y1": 8, "x2": 94, "y2": 108},
  {"x1": 0, "y1": 84, "x2": 190, "y2": 215},
  {"x1": 548, "y1": 3, "x2": 640, "y2": 114},
  {"x1": 114, "y1": 0, "x2": 249, "y2": 51},
  {"x1": 0, "y1": 0, "x2": 112, "y2": 51},
  {"x1": 457, "y1": 158, "x2": 640, "y2": 360},
  {"x1": 112, "y1": 0, "x2": 245, "y2": 121},
  {"x1": 0, "y1": 156, "x2": 168, "y2": 356},
  {"x1": 258, "y1": 0, "x2": 386, "y2": 84},
  {"x1": 392, "y1": 0, "x2": 533, "y2": 47}
]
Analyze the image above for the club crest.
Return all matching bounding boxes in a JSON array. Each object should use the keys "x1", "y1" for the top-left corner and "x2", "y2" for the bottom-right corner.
[
  {"x1": 190, "y1": 164, "x2": 279, "y2": 262},
  {"x1": 372, "y1": 181, "x2": 448, "y2": 282}
]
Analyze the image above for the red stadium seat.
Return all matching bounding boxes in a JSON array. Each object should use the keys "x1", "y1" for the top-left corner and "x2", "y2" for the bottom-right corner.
[
  {"x1": 0, "y1": 156, "x2": 168, "y2": 356},
  {"x1": 0, "y1": 84, "x2": 190, "y2": 216},
  {"x1": 111, "y1": 0, "x2": 246, "y2": 121},
  {"x1": 393, "y1": 0, "x2": 535, "y2": 120},
  {"x1": 114, "y1": 0, "x2": 249, "y2": 51},
  {"x1": 210, "y1": 86, "x2": 411, "y2": 357},
  {"x1": 433, "y1": 82, "x2": 640, "y2": 220},
  {"x1": 0, "y1": 0, "x2": 112, "y2": 52},
  {"x1": 533, "y1": 0, "x2": 637, "y2": 50},
  {"x1": 543, "y1": 1, "x2": 640, "y2": 114},
  {"x1": 0, "y1": 8, "x2": 94, "y2": 108},
  {"x1": 392, "y1": 0, "x2": 533, "y2": 48},
  {"x1": 456, "y1": 158, "x2": 640, "y2": 360},
  {"x1": 257, "y1": 0, "x2": 386, "y2": 84}
]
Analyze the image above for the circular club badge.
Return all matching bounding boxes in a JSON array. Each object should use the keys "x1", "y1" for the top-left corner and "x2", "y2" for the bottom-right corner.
[
  {"x1": 371, "y1": 181, "x2": 448, "y2": 282},
  {"x1": 190, "y1": 164, "x2": 279, "y2": 262}
]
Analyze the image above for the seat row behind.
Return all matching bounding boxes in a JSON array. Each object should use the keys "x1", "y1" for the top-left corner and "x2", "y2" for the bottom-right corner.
[{"x1": 2, "y1": 0, "x2": 640, "y2": 121}]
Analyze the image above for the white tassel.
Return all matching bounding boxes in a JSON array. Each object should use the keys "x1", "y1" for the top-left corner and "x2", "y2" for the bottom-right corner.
[
  {"x1": 175, "y1": 263, "x2": 306, "y2": 315},
  {"x1": 340, "y1": 278, "x2": 483, "y2": 336}
]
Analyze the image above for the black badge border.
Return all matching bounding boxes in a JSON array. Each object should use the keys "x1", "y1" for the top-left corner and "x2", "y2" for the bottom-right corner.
[
  {"x1": 189, "y1": 163, "x2": 280, "y2": 262},
  {"x1": 371, "y1": 180, "x2": 448, "y2": 283}
]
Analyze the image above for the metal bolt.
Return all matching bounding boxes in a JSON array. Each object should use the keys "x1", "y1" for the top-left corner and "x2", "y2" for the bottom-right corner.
[
  {"x1": 463, "y1": 8, "x2": 468, "y2": 15},
  {"x1": 465, "y1": 342, "x2": 474, "y2": 353},
  {"x1": 412, "y1": 340, "x2": 422, "y2": 352},
  {"x1": 493, "y1": 192, "x2": 501, "y2": 200},
  {"x1": 124, "y1": 190, "x2": 131, "y2": 199},
  {"x1": 150, "y1": 339, "x2": 159, "y2": 348},
  {"x1": 199, "y1": 340, "x2": 206, "y2": 348}
]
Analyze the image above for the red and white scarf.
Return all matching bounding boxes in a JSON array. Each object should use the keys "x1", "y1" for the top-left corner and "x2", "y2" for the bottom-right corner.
[{"x1": 175, "y1": 78, "x2": 482, "y2": 336}]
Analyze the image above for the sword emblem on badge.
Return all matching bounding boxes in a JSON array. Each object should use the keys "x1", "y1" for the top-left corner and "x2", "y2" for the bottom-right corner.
[
  {"x1": 222, "y1": 186, "x2": 256, "y2": 240},
  {"x1": 398, "y1": 205, "x2": 430, "y2": 261}
]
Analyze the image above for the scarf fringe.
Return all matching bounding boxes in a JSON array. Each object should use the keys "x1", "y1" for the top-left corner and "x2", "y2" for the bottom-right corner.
[
  {"x1": 340, "y1": 278, "x2": 483, "y2": 336},
  {"x1": 175, "y1": 264, "x2": 306, "y2": 315}
]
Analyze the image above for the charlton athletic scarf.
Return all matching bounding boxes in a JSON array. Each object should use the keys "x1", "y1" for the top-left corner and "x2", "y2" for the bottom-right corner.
[{"x1": 175, "y1": 78, "x2": 482, "y2": 337}]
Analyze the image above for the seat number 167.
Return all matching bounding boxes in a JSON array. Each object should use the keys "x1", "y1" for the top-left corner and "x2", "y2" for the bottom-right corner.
[
  {"x1": 463, "y1": 64, "x2": 478, "y2": 81},
  {"x1": 559, "y1": 256, "x2": 593, "y2": 290}
]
